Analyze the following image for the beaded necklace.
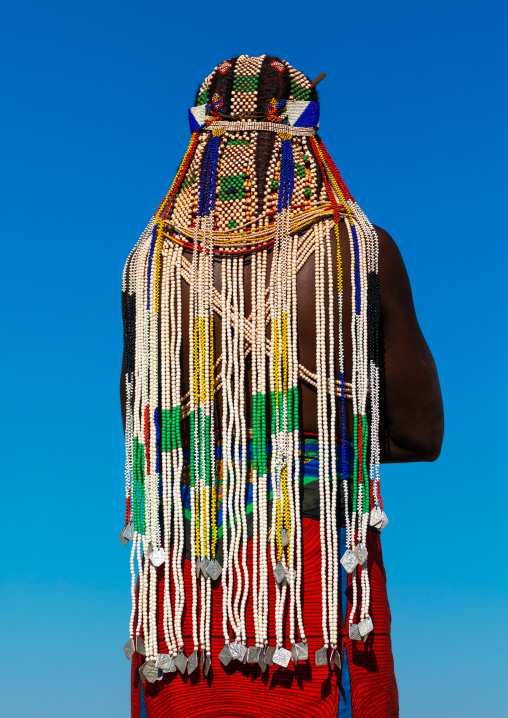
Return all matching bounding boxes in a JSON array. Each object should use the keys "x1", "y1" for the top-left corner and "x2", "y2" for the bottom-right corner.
[{"x1": 120, "y1": 55, "x2": 388, "y2": 681}]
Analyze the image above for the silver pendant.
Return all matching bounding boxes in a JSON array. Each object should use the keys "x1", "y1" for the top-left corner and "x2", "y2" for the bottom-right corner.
[
  {"x1": 187, "y1": 650, "x2": 199, "y2": 675},
  {"x1": 340, "y1": 549, "x2": 359, "y2": 574},
  {"x1": 273, "y1": 561, "x2": 287, "y2": 585},
  {"x1": 259, "y1": 649, "x2": 267, "y2": 672},
  {"x1": 164, "y1": 657, "x2": 176, "y2": 673},
  {"x1": 273, "y1": 646, "x2": 291, "y2": 668},
  {"x1": 230, "y1": 641, "x2": 247, "y2": 662},
  {"x1": 358, "y1": 616, "x2": 374, "y2": 638},
  {"x1": 150, "y1": 547, "x2": 165, "y2": 567},
  {"x1": 119, "y1": 522, "x2": 134, "y2": 545},
  {"x1": 200, "y1": 557, "x2": 211, "y2": 578},
  {"x1": 136, "y1": 637, "x2": 146, "y2": 656},
  {"x1": 219, "y1": 643, "x2": 233, "y2": 666},
  {"x1": 264, "y1": 645, "x2": 276, "y2": 666},
  {"x1": 155, "y1": 653, "x2": 175, "y2": 672},
  {"x1": 247, "y1": 645, "x2": 261, "y2": 663},
  {"x1": 203, "y1": 653, "x2": 211, "y2": 675},
  {"x1": 229, "y1": 641, "x2": 240, "y2": 659},
  {"x1": 330, "y1": 649, "x2": 342, "y2": 669},
  {"x1": 123, "y1": 638, "x2": 135, "y2": 660},
  {"x1": 139, "y1": 665, "x2": 147, "y2": 683},
  {"x1": 353, "y1": 543, "x2": 368, "y2": 565},
  {"x1": 349, "y1": 624, "x2": 362, "y2": 641},
  {"x1": 141, "y1": 661, "x2": 159, "y2": 683},
  {"x1": 292, "y1": 641, "x2": 308, "y2": 664},
  {"x1": 369, "y1": 507, "x2": 389, "y2": 531},
  {"x1": 206, "y1": 559, "x2": 222, "y2": 581},
  {"x1": 280, "y1": 528, "x2": 289, "y2": 547},
  {"x1": 315, "y1": 646, "x2": 328, "y2": 666},
  {"x1": 174, "y1": 651, "x2": 188, "y2": 674}
]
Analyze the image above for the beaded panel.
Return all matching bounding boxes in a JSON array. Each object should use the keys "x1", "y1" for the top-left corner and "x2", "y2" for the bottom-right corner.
[
  {"x1": 170, "y1": 134, "x2": 321, "y2": 244},
  {"x1": 230, "y1": 55, "x2": 265, "y2": 118}
]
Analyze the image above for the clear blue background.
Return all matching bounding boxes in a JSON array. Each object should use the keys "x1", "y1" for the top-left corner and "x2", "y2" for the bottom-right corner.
[{"x1": 1, "y1": 1, "x2": 506, "y2": 715}]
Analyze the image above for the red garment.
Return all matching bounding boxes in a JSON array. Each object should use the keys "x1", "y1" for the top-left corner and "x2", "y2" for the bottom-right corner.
[{"x1": 131, "y1": 518, "x2": 398, "y2": 717}]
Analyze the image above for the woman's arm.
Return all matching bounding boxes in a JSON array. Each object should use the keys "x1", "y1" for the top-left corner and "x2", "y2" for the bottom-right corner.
[{"x1": 377, "y1": 226, "x2": 444, "y2": 463}]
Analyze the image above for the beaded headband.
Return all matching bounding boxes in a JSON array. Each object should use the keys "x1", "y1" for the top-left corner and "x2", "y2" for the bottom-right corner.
[
  {"x1": 188, "y1": 101, "x2": 320, "y2": 134},
  {"x1": 120, "y1": 54, "x2": 387, "y2": 681}
]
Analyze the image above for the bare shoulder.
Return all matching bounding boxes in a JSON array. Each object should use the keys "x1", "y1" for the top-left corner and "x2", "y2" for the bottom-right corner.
[
  {"x1": 375, "y1": 224, "x2": 410, "y2": 287},
  {"x1": 373, "y1": 224, "x2": 419, "y2": 325}
]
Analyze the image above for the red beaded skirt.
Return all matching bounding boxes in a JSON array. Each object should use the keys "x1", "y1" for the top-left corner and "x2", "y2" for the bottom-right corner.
[{"x1": 130, "y1": 517, "x2": 398, "y2": 718}]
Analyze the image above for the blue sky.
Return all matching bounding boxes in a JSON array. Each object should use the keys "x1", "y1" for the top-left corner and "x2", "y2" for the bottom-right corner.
[{"x1": 1, "y1": 1, "x2": 506, "y2": 716}]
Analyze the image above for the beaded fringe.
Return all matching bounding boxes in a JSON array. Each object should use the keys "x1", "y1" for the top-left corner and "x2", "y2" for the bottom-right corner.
[{"x1": 121, "y1": 112, "x2": 387, "y2": 678}]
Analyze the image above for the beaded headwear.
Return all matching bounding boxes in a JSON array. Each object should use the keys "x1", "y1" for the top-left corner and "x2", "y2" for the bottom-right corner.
[{"x1": 120, "y1": 55, "x2": 388, "y2": 679}]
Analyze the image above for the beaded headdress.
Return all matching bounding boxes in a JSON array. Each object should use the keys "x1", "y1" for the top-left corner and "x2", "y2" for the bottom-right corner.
[{"x1": 120, "y1": 55, "x2": 388, "y2": 679}]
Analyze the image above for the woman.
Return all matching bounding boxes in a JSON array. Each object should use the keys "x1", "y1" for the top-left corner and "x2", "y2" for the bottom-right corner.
[{"x1": 120, "y1": 55, "x2": 443, "y2": 718}]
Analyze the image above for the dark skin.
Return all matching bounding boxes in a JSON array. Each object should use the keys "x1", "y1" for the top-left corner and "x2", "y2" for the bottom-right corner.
[{"x1": 121, "y1": 221, "x2": 444, "y2": 463}]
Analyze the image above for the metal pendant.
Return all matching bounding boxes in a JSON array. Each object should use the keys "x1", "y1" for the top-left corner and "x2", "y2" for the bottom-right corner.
[
  {"x1": 123, "y1": 638, "x2": 135, "y2": 660},
  {"x1": 206, "y1": 559, "x2": 222, "y2": 581},
  {"x1": 119, "y1": 522, "x2": 134, "y2": 545},
  {"x1": 174, "y1": 651, "x2": 188, "y2": 674},
  {"x1": 156, "y1": 653, "x2": 175, "y2": 672},
  {"x1": 259, "y1": 649, "x2": 267, "y2": 672},
  {"x1": 139, "y1": 665, "x2": 147, "y2": 683},
  {"x1": 273, "y1": 561, "x2": 287, "y2": 585},
  {"x1": 369, "y1": 507, "x2": 389, "y2": 531},
  {"x1": 229, "y1": 641, "x2": 240, "y2": 660},
  {"x1": 247, "y1": 645, "x2": 261, "y2": 663},
  {"x1": 156, "y1": 669, "x2": 164, "y2": 681},
  {"x1": 136, "y1": 637, "x2": 146, "y2": 656},
  {"x1": 292, "y1": 641, "x2": 308, "y2": 665},
  {"x1": 230, "y1": 641, "x2": 247, "y2": 662},
  {"x1": 330, "y1": 649, "x2": 342, "y2": 669},
  {"x1": 280, "y1": 528, "x2": 289, "y2": 547},
  {"x1": 150, "y1": 547, "x2": 165, "y2": 568},
  {"x1": 358, "y1": 616, "x2": 374, "y2": 638},
  {"x1": 264, "y1": 645, "x2": 276, "y2": 666},
  {"x1": 273, "y1": 646, "x2": 291, "y2": 668},
  {"x1": 349, "y1": 624, "x2": 362, "y2": 641},
  {"x1": 340, "y1": 549, "x2": 359, "y2": 574},
  {"x1": 200, "y1": 558, "x2": 211, "y2": 578},
  {"x1": 219, "y1": 643, "x2": 233, "y2": 666},
  {"x1": 163, "y1": 658, "x2": 176, "y2": 673},
  {"x1": 315, "y1": 646, "x2": 328, "y2": 666},
  {"x1": 203, "y1": 653, "x2": 211, "y2": 676},
  {"x1": 187, "y1": 650, "x2": 199, "y2": 675},
  {"x1": 353, "y1": 543, "x2": 368, "y2": 565},
  {"x1": 141, "y1": 661, "x2": 159, "y2": 683}
]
